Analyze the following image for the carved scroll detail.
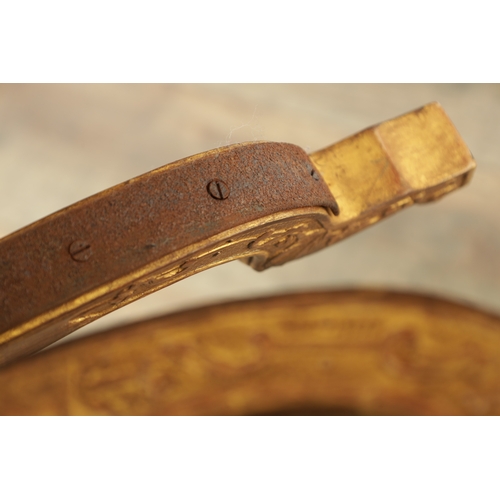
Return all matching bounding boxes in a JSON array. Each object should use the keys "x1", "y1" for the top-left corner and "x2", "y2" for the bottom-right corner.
[
  {"x1": 0, "y1": 207, "x2": 335, "y2": 366},
  {"x1": 64, "y1": 207, "x2": 334, "y2": 330}
]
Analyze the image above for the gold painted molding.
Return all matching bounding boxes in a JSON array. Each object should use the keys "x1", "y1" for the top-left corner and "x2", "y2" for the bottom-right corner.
[
  {"x1": 0, "y1": 102, "x2": 475, "y2": 366},
  {"x1": 1, "y1": 290, "x2": 499, "y2": 416}
]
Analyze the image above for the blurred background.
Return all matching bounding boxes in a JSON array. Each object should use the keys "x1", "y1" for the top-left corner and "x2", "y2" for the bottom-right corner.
[{"x1": 0, "y1": 84, "x2": 499, "y2": 342}]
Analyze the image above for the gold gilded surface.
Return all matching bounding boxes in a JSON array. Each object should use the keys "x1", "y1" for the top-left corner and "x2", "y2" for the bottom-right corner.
[
  {"x1": 311, "y1": 102, "x2": 475, "y2": 233},
  {"x1": 0, "y1": 208, "x2": 334, "y2": 366},
  {"x1": 1, "y1": 290, "x2": 499, "y2": 416},
  {"x1": 0, "y1": 103, "x2": 476, "y2": 366}
]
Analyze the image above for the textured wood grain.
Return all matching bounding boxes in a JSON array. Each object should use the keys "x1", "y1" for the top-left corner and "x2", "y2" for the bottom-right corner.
[{"x1": 1, "y1": 290, "x2": 500, "y2": 416}]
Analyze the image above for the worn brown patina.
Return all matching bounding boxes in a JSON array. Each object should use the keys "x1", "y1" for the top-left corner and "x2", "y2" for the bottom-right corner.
[
  {"x1": 0, "y1": 142, "x2": 338, "y2": 364},
  {"x1": 0, "y1": 103, "x2": 476, "y2": 367}
]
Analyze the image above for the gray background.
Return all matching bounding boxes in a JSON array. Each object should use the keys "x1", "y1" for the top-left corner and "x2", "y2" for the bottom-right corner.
[{"x1": 0, "y1": 84, "x2": 498, "y2": 342}]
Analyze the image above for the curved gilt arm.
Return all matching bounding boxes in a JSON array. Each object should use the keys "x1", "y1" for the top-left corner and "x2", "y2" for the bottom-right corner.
[{"x1": 0, "y1": 102, "x2": 475, "y2": 366}]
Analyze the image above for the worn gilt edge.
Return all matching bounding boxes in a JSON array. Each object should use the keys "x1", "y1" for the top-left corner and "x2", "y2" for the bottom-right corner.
[
  {"x1": 317, "y1": 171, "x2": 471, "y2": 249},
  {"x1": 0, "y1": 206, "x2": 334, "y2": 365},
  {"x1": 310, "y1": 102, "x2": 476, "y2": 238},
  {"x1": 0, "y1": 171, "x2": 472, "y2": 366}
]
